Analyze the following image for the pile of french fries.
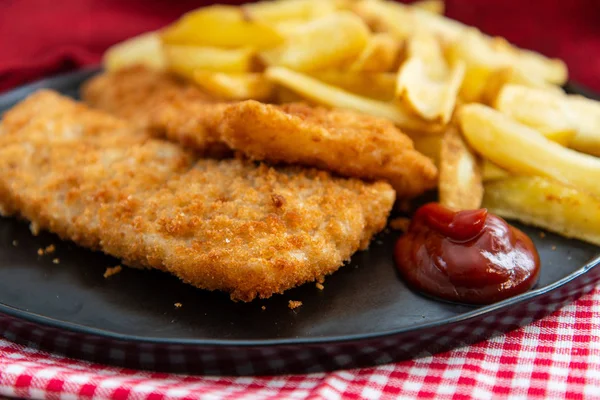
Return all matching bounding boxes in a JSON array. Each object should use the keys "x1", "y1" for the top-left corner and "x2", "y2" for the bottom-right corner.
[{"x1": 104, "y1": 0, "x2": 600, "y2": 246}]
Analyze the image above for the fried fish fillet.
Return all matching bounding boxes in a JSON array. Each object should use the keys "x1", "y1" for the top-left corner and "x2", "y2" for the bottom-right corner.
[
  {"x1": 83, "y1": 67, "x2": 436, "y2": 197},
  {"x1": 218, "y1": 101, "x2": 438, "y2": 198},
  {"x1": 81, "y1": 66, "x2": 229, "y2": 156},
  {"x1": 0, "y1": 90, "x2": 395, "y2": 301}
]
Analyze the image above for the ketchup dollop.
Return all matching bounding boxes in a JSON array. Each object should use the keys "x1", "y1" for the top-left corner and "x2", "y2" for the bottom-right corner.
[{"x1": 394, "y1": 202, "x2": 540, "y2": 304}]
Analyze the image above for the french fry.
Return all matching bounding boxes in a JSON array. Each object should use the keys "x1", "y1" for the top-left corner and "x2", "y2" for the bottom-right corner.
[
  {"x1": 241, "y1": 0, "x2": 339, "y2": 23},
  {"x1": 103, "y1": 32, "x2": 166, "y2": 71},
  {"x1": 494, "y1": 85, "x2": 600, "y2": 154},
  {"x1": 482, "y1": 160, "x2": 512, "y2": 182},
  {"x1": 352, "y1": 0, "x2": 464, "y2": 42},
  {"x1": 483, "y1": 176, "x2": 600, "y2": 246},
  {"x1": 480, "y1": 67, "x2": 563, "y2": 105},
  {"x1": 162, "y1": 5, "x2": 283, "y2": 49},
  {"x1": 459, "y1": 104, "x2": 600, "y2": 198},
  {"x1": 260, "y1": 12, "x2": 370, "y2": 71},
  {"x1": 349, "y1": 33, "x2": 400, "y2": 72},
  {"x1": 310, "y1": 71, "x2": 396, "y2": 101},
  {"x1": 490, "y1": 36, "x2": 568, "y2": 85},
  {"x1": 396, "y1": 32, "x2": 464, "y2": 123},
  {"x1": 164, "y1": 45, "x2": 255, "y2": 79},
  {"x1": 439, "y1": 126, "x2": 483, "y2": 210},
  {"x1": 495, "y1": 84, "x2": 577, "y2": 146},
  {"x1": 266, "y1": 66, "x2": 444, "y2": 132},
  {"x1": 568, "y1": 95, "x2": 600, "y2": 157},
  {"x1": 406, "y1": 132, "x2": 442, "y2": 166},
  {"x1": 413, "y1": 0, "x2": 445, "y2": 15},
  {"x1": 405, "y1": 31, "x2": 447, "y2": 75},
  {"x1": 193, "y1": 71, "x2": 274, "y2": 101},
  {"x1": 396, "y1": 57, "x2": 465, "y2": 123},
  {"x1": 448, "y1": 29, "x2": 567, "y2": 101}
]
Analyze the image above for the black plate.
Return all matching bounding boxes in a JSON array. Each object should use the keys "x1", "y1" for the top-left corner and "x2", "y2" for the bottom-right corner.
[{"x1": 0, "y1": 69, "x2": 599, "y2": 376}]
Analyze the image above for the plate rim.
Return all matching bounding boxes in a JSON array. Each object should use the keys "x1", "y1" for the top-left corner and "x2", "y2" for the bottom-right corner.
[{"x1": 0, "y1": 68, "x2": 599, "y2": 348}]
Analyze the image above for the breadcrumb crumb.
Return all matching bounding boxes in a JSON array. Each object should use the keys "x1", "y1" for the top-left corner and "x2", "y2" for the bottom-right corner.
[
  {"x1": 551, "y1": 245, "x2": 557, "y2": 251},
  {"x1": 390, "y1": 217, "x2": 411, "y2": 232},
  {"x1": 288, "y1": 300, "x2": 303, "y2": 310},
  {"x1": 539, "y1": 232, "x2": 546, "y2": 238},
  {"x1": 52, "y1": 258, "x2": 60, "y2": 264},
  {"x1": 174, "y1": 302, "x2": 182, "y2": 308},
  {"x1": 261, "y1": 305, "x2": 266, "y2": 310},
  {"x1": 37, "y1": 248, "x2": 44, "y2": 256},
  {"x1": 44, "y1": 244, "x2": 55, "y2": 254},
  {"x1": 316, "y1": 282, "x2": 324, "y2": 290},
  {"x1": 103, "y1": 265, "x2": 122, "y2": 278}
]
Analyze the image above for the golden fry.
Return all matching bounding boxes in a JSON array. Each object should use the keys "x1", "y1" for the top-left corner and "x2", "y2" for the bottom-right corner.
[
  {"x1": 193, "y1": 71, "x2": 275, "y2": 101},
  {"x1": 349, "y1": 33, "x2": 400, "y2": 72},
  {"x1": 482, "y1": 160, "x2": 512, "y2": 182},
  {"x1": 164, "y1": 45, "x2": 254, "y2": 78},
  {"x1": 242, "y1": 0, "x2": 339, "y2": 23},
  {"x1": 480, "y1": 67, "x2": 563, "y2": 105},
  {"x1": 459, "y1": 104, "x2": 600, "y2": 198},
  {"x1": 266, "y1": 66, "x2": 443, "y2": 132},
  {"x1": 162, "y1": 5, "x2": 283, "y2": 49},
  {"x1": 413, "y1": 0, "x2": 444, "y2": 14},
  {"x1": 406, "y1": 132, "x2": 442, "y2": 166},
  {"x1": 448, "y1": 29, "x2": 567, "y2": 102},
  {"x1": 495, "y1": 84, "x2": 577, "y2": 145},
  {"x1": 483, "y1": 176, "x2": 600, "y2": 246},
  {"x1": 260, "y1": 12, "x2": 369, "y2": 71},
  {"x1": 396, "y1": 57, "x2": 465, "y2": 123},
  {"x1": 103, "y1": 32, "x2": 166, "y2": 71},
  {"x1": 310, "y1": 71, "x2": 396, "y2": 101},
  {"x1": 568, "y1": 95, "x2": 600, "y2": 157},
  {"x1": 352, "y1": 0, "x2": 464, "y2": 42},
  {"x1": 439, "y1": 126, "x2": 483, "y2": 210}
]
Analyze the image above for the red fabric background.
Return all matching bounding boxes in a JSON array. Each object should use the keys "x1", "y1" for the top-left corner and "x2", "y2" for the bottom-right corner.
[{"x1": 1, "y1": 0, "x2": 599, "y2": 93}]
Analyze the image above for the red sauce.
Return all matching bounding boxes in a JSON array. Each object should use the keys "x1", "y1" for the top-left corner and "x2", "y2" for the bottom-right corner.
[{"x1": 394, "y1": 203, "x2": 540, "y2": 304}]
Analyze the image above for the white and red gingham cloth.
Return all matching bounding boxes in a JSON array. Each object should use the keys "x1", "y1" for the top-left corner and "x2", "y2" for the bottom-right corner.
[{"x1": 0, "y1": 288, "x2": 598, "y2": 399}]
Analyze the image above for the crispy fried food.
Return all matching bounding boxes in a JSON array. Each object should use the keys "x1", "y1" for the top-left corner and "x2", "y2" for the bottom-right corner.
[
  {"x1": 81, "y1": 66, "x2": 230, "y2": 156},
  {"x1": 218, "y1": 100, "x2": 438, "y2": 198},
  {"x1": 0, "y1": 90, "x2": 395, "y2": 301}
]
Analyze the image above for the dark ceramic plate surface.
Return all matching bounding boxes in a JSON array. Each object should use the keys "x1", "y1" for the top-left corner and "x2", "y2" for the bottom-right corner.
[{"x1": 0, "y1": 69, "x2": 599, "y2": 375}]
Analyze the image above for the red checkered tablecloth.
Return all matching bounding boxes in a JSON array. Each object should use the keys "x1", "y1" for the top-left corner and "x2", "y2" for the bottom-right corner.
[{"x1": 0, "y1": 287, "x2": 598, "y2": 399}]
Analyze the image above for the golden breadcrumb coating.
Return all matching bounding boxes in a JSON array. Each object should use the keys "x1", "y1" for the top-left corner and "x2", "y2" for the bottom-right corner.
[
  {"x1": 0, "y1": 90, "x2": 395, "y2": 301},
  {"x1": 81, "y1": 66, "x2": 229, "y2": 156},
  {"x1": 218, "y1": 101, "x2": 438, "y2": 198}
]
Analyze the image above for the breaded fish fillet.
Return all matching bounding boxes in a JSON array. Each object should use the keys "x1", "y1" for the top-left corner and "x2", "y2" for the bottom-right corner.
[
  {"x1": 0, "y1": 91, "x2": 395, "y2": 301},
  {"x1": 83, "y1": 68, "x2": 436, "y2": 198},
  {"x1": 218, "y1": 101, "x2": 438, "y2": 198},
  {"x1": 81, "y1": 66, "x2": 229, "y2": 156}
]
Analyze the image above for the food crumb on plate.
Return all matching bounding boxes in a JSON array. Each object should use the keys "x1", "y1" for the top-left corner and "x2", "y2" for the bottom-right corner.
[
  {"x1": 52, "y1": 258, "x2": 60, "y2": 264},
  {"x1": 288, "y1": 300, "x2": 303, "y2": 310},
  {"x1": 44, "y1": 244, "x2": 56, "y2": 254},
  {"x1": 103, "y1": 265, "x2": 122, "y2": 278},
  {"x1": 389, "y1": 217, "x2": 411, "y2": 232},
  {"x1": 12, "y1": 240, "x2": 18, "y2": 247},
  {"x1": 539, "y1": 232, "x2": 546, "y2": 238},
  {"x1": 37, "y1": 248, "x2": 44, "y2": 256},
  {"x1": 261, "y1": 305, "x2": 266, "y2": 310},
  {"x1": 316, "y1": 282, "x2": 324, "y2": 290},
  {"x1": 552, "y1": 245, "x2": 557, "y2": 251},
  {"x1": 174, "y1": 302, "x2": 182, "y2": 308}
]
